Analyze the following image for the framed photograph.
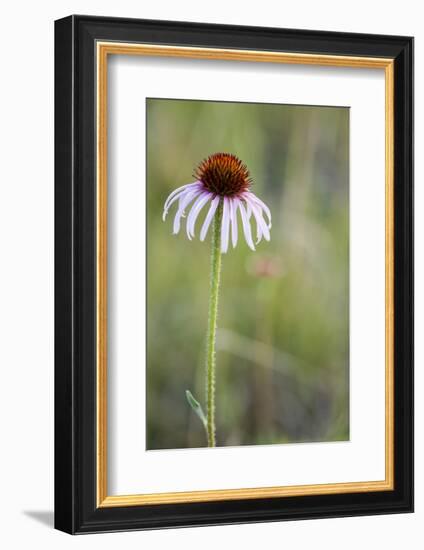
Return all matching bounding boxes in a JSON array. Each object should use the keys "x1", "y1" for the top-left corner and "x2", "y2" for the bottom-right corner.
[{"x1": 54, "y1": 15, "x2": 413, "y2": 534}]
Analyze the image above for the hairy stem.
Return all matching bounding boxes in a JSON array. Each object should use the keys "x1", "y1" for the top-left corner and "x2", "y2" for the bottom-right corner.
[{"x1": 205, "y1": 199, "x2": 223, "y2": 447}]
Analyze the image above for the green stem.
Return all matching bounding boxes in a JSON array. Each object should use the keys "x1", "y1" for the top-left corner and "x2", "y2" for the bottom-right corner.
[{"x1": 205, "y1": 199, "x2": 223, "y2": 447}]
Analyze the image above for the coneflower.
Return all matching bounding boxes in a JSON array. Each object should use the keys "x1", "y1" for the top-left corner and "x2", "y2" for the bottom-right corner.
[
  {"x1": 163, "y1": 153, "x2": 272, "y2": 447},
  {"x1": 163, "y1": 153, "x2": 271, "y2": 252}
]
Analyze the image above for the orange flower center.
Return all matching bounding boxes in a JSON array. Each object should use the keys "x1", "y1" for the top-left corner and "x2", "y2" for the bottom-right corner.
[{"x1": 194, "y1": 153, "x2": 252, "y2": 197}]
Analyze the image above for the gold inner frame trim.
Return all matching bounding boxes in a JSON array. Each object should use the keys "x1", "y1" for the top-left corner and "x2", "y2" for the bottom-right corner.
[{"x1": 96, "y1": 41, "x2": 395, "y2": 508}]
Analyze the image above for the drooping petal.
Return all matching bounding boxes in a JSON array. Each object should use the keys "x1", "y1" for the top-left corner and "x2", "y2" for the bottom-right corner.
[
  {"x1": 243, "y1": 191, "x2": 272, "y2": 228},
  {"x1": 229, "y1": 198, "x2": 238, "y2": 248},
  {"x1": 245, "y1": 201, "x2": 253, "y2": 220},
  {"x1": 163, "y1": 181, "x2": 200, "y2": 220},
  {"x1": 247, "y1": 199, "x2": 262, "y2": 243},
  {"x1": 236, "y1": 198, "x2": 255, "y2": 251},
  {"x1": 186, "y1": 191, "x2": 213, "y2": 240},
  {"x1": 173, "y1": 188, "x2": 202, "y2": 234},
  {"x1": 245, "y1": 196, "x2": 270, "y2": 243},
  {"x1": 221, "y1": 197, "x2": 231, "y2": 253},
  {"x1": 200, "y1": 196, "x2": 220, "y2": 241},
  {"x1": 164, "y1": 188, "x2": 188, "y2": 221}
]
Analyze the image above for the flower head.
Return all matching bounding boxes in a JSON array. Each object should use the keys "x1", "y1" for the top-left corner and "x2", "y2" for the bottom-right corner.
[{"x1": 163, "y1": 153, "x2": 271, "y2": 253}]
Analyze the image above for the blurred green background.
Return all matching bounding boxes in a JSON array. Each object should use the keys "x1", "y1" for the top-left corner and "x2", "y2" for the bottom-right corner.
[{"x1": 146, "y1": 98, "x2": 349, "y2": 450}]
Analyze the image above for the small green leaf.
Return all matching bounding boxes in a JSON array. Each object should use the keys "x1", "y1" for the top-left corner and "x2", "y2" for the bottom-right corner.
[{"x1": 185, "y1": 390, "x2": 207, "y2": 431}]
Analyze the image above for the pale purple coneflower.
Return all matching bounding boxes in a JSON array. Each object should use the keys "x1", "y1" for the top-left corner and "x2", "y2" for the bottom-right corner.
[
  {"x1": 163, "y1": 153, "x2": 272, "y2": 448},
  {"x1": 163, "y1": 153, "x2": 271, "y2": 253}
]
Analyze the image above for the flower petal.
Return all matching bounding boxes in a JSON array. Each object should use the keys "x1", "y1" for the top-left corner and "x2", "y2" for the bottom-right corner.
[
  {"x1": 244, "y1": 195, "x2": 270, "y2": 243},
  {"x1": 246, "y1": 201, "x2": 253, "y2": 220},
  {"x1": 236, "y1": 198, "x2": 255, "y2": 251},
  {"x1": 221, "y1": 197, "x2": 231, "y2": 253},
  {"x1": 172, "y1": 188, "x2": 202, "y2": 234},
  {"x1": 186, "y1": 192, "x2": 213, "y2": 240},
  {"x1": 244, "y1": 200, "x2": 259, "y2": 240},
  {"x1": 230, "y1": 198, "x2": 238, "y2": 248},
  {"x1": 200, "y1": 196, "x2": 220, "y2": 241},
  {"x1": 163, "y1": 181, "x2": 200, "y2": 220},
  {"x1": 243, "y1": 191, "x2": 272, "y2": 228}
]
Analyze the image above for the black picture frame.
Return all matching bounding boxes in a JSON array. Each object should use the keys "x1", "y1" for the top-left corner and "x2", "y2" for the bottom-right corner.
[{"x1": 55, "y1": 14, "x2": 414, "y2": 534}]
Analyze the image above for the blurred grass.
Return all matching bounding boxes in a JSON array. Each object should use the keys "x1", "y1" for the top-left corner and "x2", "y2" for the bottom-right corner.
[{"x1": 146, "y1": 98, "x2": 349, "y2": 450}]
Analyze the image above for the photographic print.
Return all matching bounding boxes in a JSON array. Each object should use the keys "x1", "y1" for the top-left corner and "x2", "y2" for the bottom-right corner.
[
  {"x1": 146, "y1": 98, "x2": 349, "y2": 450},
  {"x1": 56, "y1": 17, "x2": 413, "y2": 533}
]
